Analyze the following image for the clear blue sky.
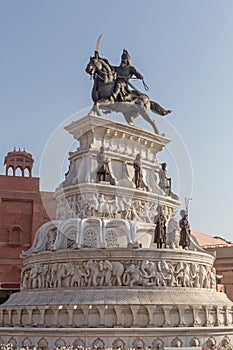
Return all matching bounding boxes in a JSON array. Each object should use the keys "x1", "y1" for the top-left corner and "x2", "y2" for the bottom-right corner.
[{"x1": 1, "y1": 0, "x2": 233, "y2": 240}]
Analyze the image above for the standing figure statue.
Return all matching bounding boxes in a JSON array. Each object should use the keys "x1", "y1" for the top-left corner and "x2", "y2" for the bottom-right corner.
[
  {"x1": 179, "y1": 209, "x2": 191, "y2": 249},
  {"x1": 96, "y1": 146, "x2": 113, "y2": 183},
  {"x1": 154, "y1": 205, "x2": 167, "y2": 248},
  {"x1": 158, "y1": 162, "x2": 171, "y2": 195},
  {"x1": 133, "y1": 153, "x2": 143, "y2": 188}
]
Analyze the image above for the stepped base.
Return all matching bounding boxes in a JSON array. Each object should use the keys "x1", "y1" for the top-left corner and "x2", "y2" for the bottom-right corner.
[
  {"x1": 0, "y1": 326, "x2": 233, "y2": 349},
  {"x1": 1, "y1": 288, "x2": 233, "y2": 330}
]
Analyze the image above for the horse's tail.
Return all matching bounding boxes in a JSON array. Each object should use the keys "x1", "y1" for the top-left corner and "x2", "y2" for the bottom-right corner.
[{"x1": 150, "y1": 100, "x2": 172, "y2": 116}]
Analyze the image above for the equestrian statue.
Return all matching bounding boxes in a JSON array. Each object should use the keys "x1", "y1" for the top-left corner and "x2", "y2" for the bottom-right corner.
[{"x1": 85, "y1": 35, "x2": 172, "y2": 134}]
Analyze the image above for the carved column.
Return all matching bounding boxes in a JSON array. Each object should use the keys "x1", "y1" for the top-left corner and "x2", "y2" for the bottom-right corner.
[
  {"x1": 39, "y1": 308, "x2": 46, "y2": 326},
  {"x1": 80, "y1": 305, "x2": 89, "y2": 326},
  {"x1": 204, "y1": 306, "x2": 212, "y2": 326},
  {"x1": 97, "y1": 305, "x2": 106, "y2": 326},
  {"x1": 6, "y1": 308, "x2": 12, "y2": 326},
  {"x1": 26, "y1": 307, "x2": 33, "y2": 326},
  {"x1": 53, "y1": 309, "x2": 59, "y2": 326},
  {"x1": 130, "y1": 305, "x2": 140, "y2": 327},
  {"x1": 113, "y1": 305, "x2": 122, "y2": 327},
  {"x1": 178, "y1": 305, "x2": 187, "y2": 326},
  {"x1": 15, "y1": 308, "x2": 22, "y2": 326},
  {"x1": 66, "y1": 306, "x2": 74, "y2": 327},
  {"x1": 215, "y1": 306, "x2": 220, "y2": 326},
  {"x1": 224, "y1": 306, "x2": 230, "y2": 326},
  {"x1": 162, "y1": 306, "x2": 171, "y2": 327},
  {"x1": 146, "y1": 306, "x2": 154, "y2": 327},
  {"x1": 192, "y1": 305, "x2": 201, "y2": 326}
]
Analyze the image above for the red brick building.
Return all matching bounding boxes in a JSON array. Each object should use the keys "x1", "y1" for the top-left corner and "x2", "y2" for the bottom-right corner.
[
  {"x1": 0, "y1": 149, "x2": 56, "y2": 302},
  {"x1": 193, "y1": 230, "x2": 233, "y2": 301}
]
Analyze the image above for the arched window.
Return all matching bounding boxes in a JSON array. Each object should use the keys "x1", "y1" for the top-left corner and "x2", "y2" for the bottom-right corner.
[
  {"x1": 66, "y1": 229, "x2": 76, "y2": 248},
  {"x1": 7, "y1": 166, "x2": 14, "y2": 176},
  {"x1": 24, "y1": 167, "x2": 31, "y2": 177},
  {"x1": 15, "y1": 167, "x2": 23, "y2": 177},
  {"x1": 8, "y1": 225, "x2": 23, "y2": 246}
]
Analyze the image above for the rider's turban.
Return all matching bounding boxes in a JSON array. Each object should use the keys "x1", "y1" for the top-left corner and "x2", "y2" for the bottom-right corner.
[{"x1": 121, "y1": 49, "x2": 131, "y2": 63}]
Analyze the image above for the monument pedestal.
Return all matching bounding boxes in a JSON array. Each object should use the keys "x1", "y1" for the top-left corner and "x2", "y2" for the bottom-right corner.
[{"x1": 0, "y1": 115, "x2": 232, "y2": 349}]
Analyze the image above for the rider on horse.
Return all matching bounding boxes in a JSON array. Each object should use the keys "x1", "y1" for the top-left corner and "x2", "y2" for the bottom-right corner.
[
  {"x1": 111, "y1": 49, "x2": 144, "y2": 102},
  {"x1": 85, "y1": 36, "x2": 172, "y2": 134}
]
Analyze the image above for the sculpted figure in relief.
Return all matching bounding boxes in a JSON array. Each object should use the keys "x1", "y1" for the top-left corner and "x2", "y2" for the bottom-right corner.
[
  {"x1": 189, "y1": 337, "x2": 200, "y2": 347},
  {"x1": 190, "y1": 263, "x2": 201, "y2": 288},
  {"x1": 174, "y1": 261, "x2": 191, "y2": 287},
  {"x1": 152, "y1": 338, "x2": 164, "y2": 350},
  {"x1": 206, "y1": 266, "x2": 212, "y2": 289},
  {"x1": 84, "y1": 193, "x2": 99, "y2": 217},
  {"x1": 182, "y1": 262, "x2": 191, "y2": 287},
  {"x1": 41, "y1": 264, "x2": 51, "y2": 288},
  {"x1": 222, "y1": 337, "x2": 232, "y2": 350},
  {"x1": 118, "y1": 197, "x2": 131, "y2": 220},
  {"x1": 99, "y1": 194, "x2": 110, "y2": 217},
  {"x1": 107, "y1": 196, "x2": 119, "y2": 218},
  {"x1": 101, "y1": 260, "x2": 124, "y2": 286},
  {"x1": 84, "y1": 260, "x2": 103, "y2": 287},
  {"x1": 132, "y1": 338, "x2": 145, "y2": 350},
  {"x1": 171, "y1": 337, "x2": 183, "y2": 348},
  {"x1": 123, "y1": 263, "x2": 149, "y2": 287},
  {"x1": 141, "y1": 201, "x2": 154, "y2": 223},
  {"x1": 210, "y1": 267, "x2": 217, "y2": 290},
  {"x1": 199, "y1": 264, "x2": 208, "y2": 288},
  {"x1": 21, "y1": 259, "x2": 216, "y2": 290},
  {"x1": 70, "y1": 263, "x2": 87, "y2": 287},
  {"x1": 112, "y1": 338, "x2": 125, "y2": 350},
  {"x1": 158, "y1": 260, "x2": 176, "y2": 286},
  {"x1": 67, "y1": 196, "x2": 77, "y2": 218},
  {"x1": 51, "y1": 262, "x2": 73, "y2": 288},
  {"x1": 141, "y1": 260, "x2": 162, "y2": 287},
  {"x1": 21, "y1": 268, "x2": 30, "y2": 290},
  {"x1": 29, "y1": 264, "x2": 43, "y2": 289}
]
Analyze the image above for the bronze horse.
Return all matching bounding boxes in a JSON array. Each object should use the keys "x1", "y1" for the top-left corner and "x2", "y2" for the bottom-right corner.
[{"x1": 85, "y1": 52, "x2": 172, "y2": 134}]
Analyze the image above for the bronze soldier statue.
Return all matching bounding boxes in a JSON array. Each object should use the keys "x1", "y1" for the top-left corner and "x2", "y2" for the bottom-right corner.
[
  {"x1": 133, "y1": 153, "x2": 143, "y2": 188},
  {"x1": 179, "y1": 209, "x2": 191, "y2": 249},
  {"x1": 96, "y1": 146, "x2": 111, "y2": 182},
  {"x1": 154, "y1": 205, "x2": 167, "y2": 248},
  {"x1": 85, "y1": 35, "x2": 172, "y2": 134}
]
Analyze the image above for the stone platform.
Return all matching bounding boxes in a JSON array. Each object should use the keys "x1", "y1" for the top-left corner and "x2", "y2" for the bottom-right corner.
[{"x1": 0, "y1": 115, "x2": 232, "y2": 349}]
